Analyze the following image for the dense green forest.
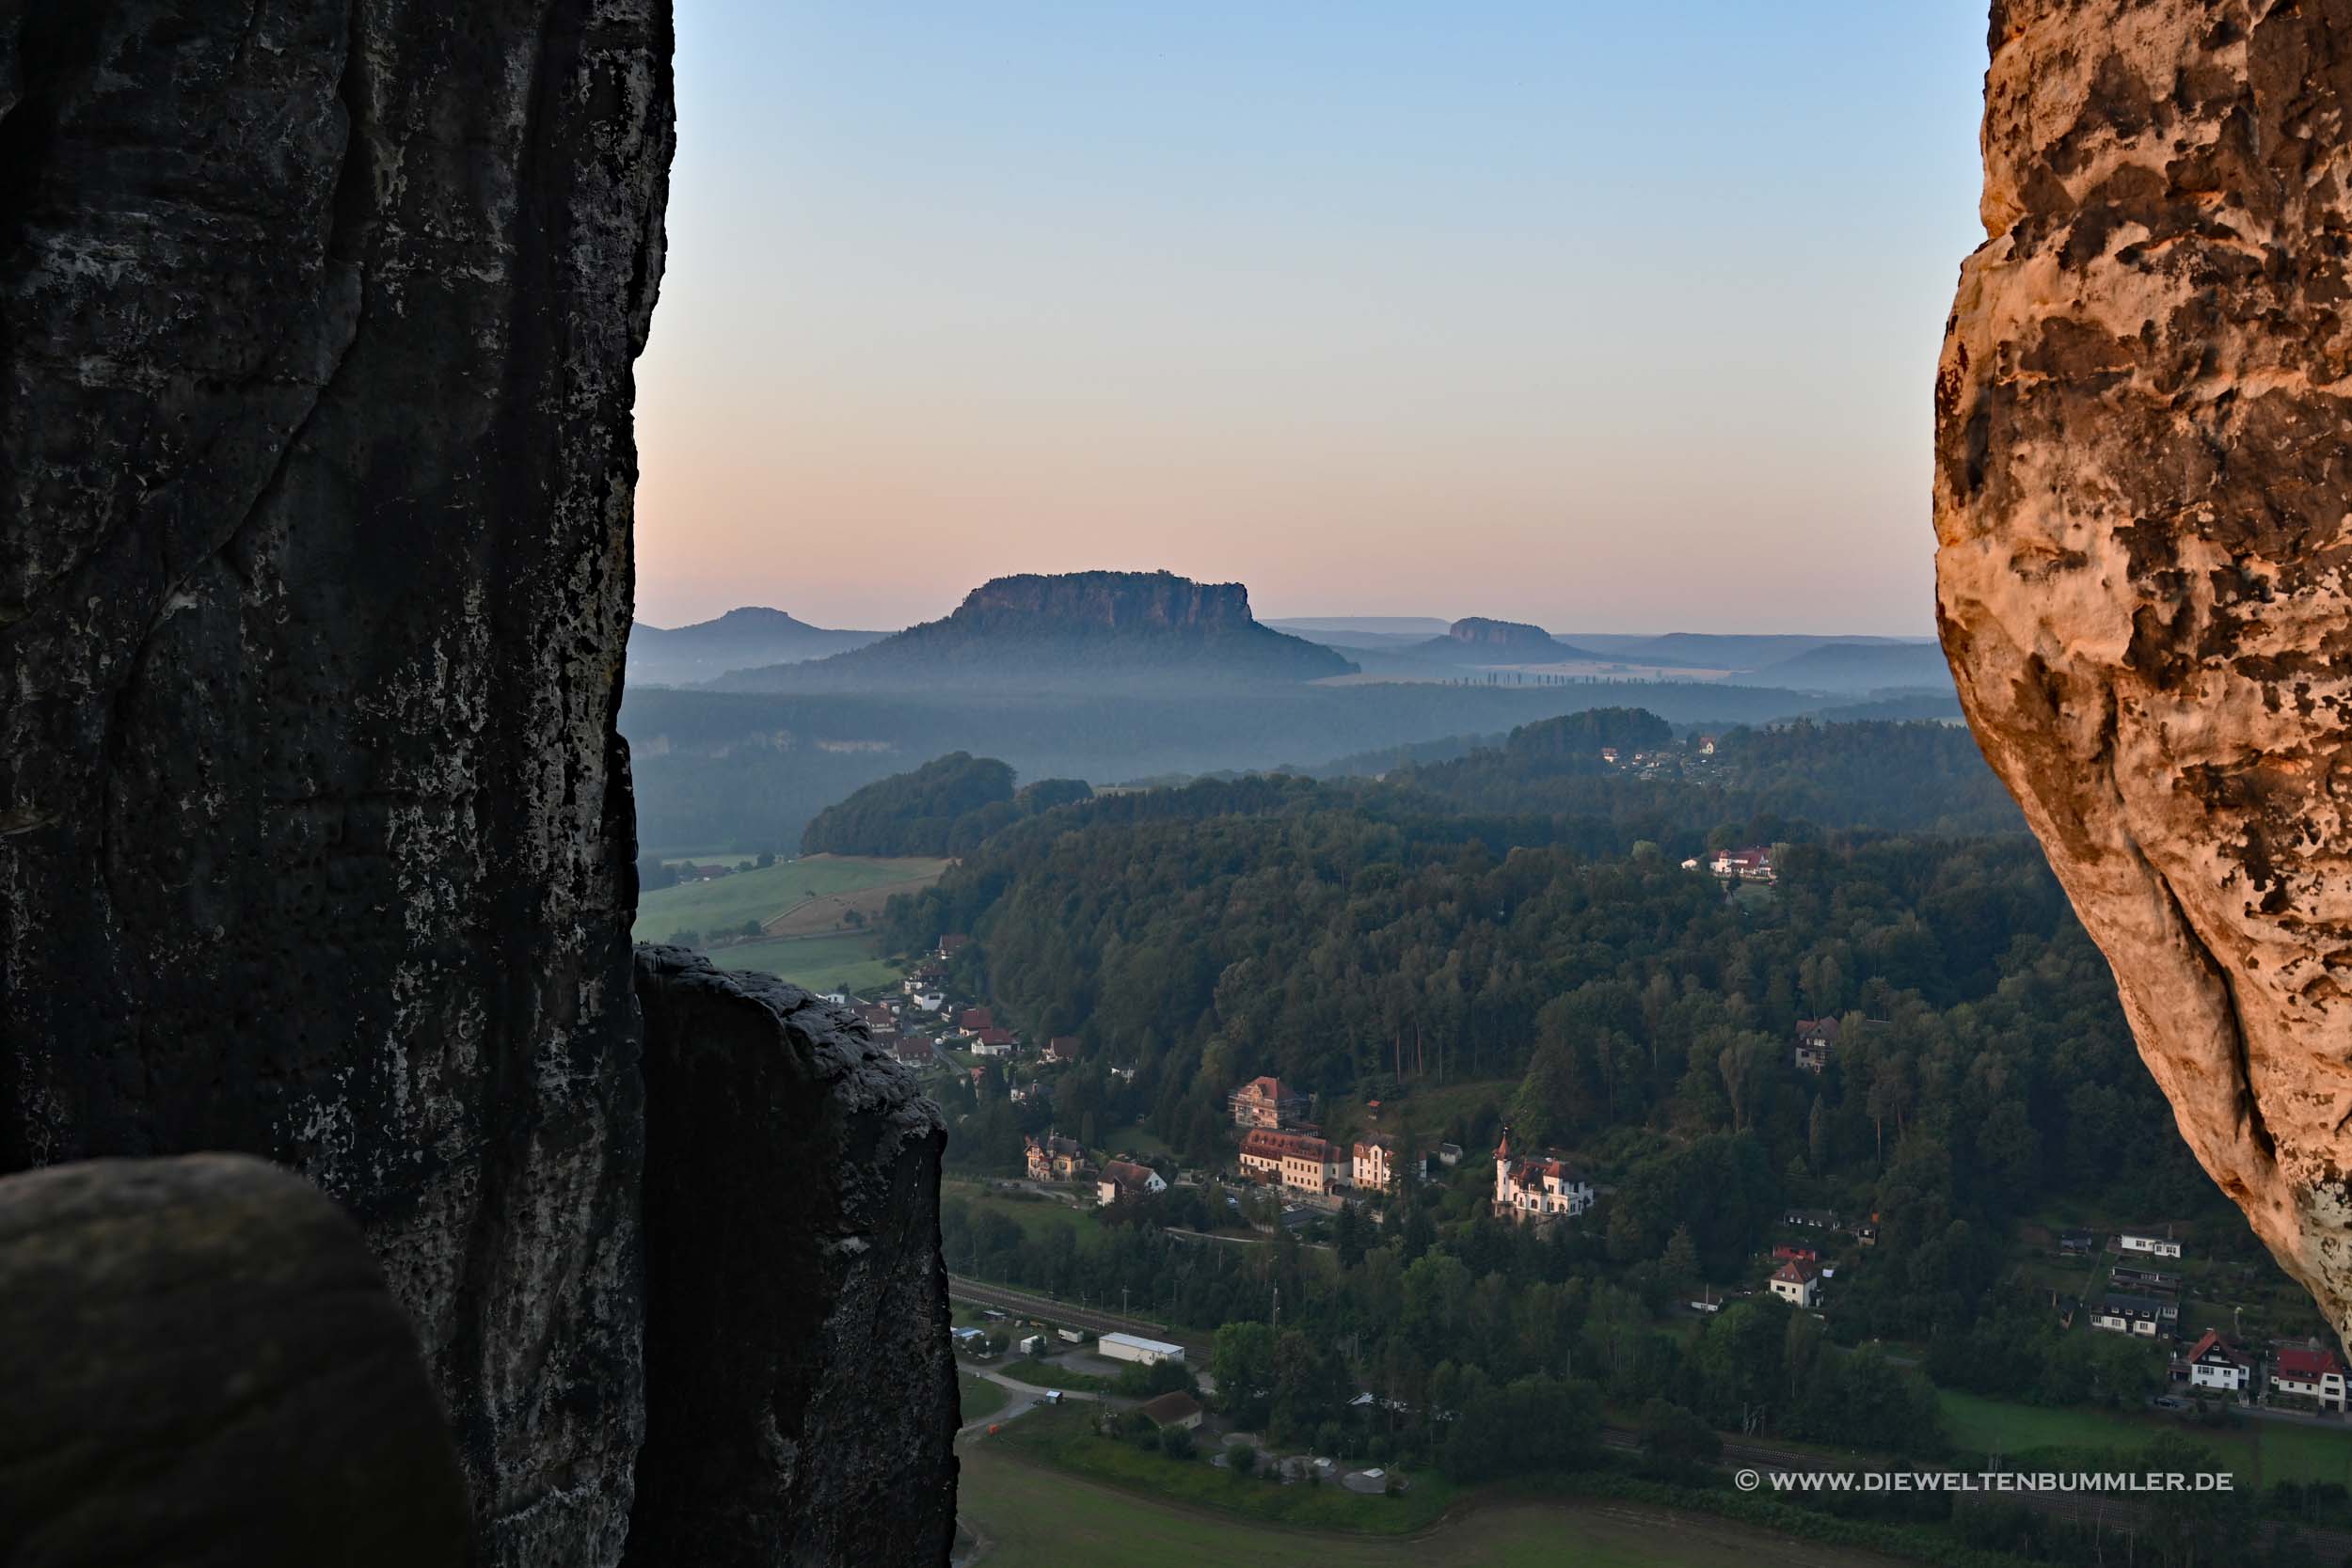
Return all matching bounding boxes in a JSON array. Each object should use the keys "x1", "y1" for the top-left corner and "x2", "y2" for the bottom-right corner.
[
  {"x1": 799, "y1": 752, "x2": 1090, "y2": 856},
  {"x1": 907, "y1": 716, "x2": 2335, "y2": 1560},
  {"x1": 899, "y1": 719, "x2": 2269, "y2": 1357}
]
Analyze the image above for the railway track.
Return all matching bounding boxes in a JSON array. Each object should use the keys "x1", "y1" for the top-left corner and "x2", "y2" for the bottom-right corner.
[{"x1": 946, "y1": 1275, "x2": 1206, "y2": 1354}]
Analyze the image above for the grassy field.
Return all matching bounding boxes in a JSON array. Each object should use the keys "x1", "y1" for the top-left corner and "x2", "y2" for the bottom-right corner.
[
  {"x1": 961, "y1": 1372, "x2": 1009, "y2": 1424},
  {"x1": 958, "y1": 1441, "x2": 1905, "y2": 1568},
  {"x1": 1939, "y1": 1388, "x2": 2352, "y2": 1486},
  {"x1": 707, "y1": 932, "x2": 904, "y2": 992},
  {"x1": 944, "y1": 1181, "x2": 1107, "y2": 1247},
  {"x1": 1000, "y1": 1360, "x2": 1113, "y2": 1394},
  {"x1": 632, "y1": 854, "x2": 948, "y2": 943},
  {"x1": 990, "y1": 1403, "x2": 1454, "y2": 1534}
]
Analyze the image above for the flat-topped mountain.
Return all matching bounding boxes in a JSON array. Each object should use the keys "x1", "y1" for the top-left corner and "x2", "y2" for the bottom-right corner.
[
  {"x1": 1410, "y1": 616, "x2": 1615, "y2": 663},
  {"x1": 628, "y1": 607, "x2": 882, "y2": 686},
  {"x1": 711, "y1": 571, "x2": 1356, "y2": 689}
]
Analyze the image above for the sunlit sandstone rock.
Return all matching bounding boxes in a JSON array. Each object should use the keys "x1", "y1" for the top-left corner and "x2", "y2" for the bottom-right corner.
[{"x1": 1937, "y1": 1, "x2": 2352, "y2": 1333}]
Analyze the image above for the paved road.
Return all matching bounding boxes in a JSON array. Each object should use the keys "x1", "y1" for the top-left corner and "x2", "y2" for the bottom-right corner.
[{"x1": 957, "y1": 1366, "x2": 1116, "y2": 1439}]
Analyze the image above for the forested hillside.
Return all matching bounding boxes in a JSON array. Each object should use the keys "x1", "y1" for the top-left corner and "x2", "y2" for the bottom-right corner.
[
  {"x1": 800, "y1": 752, "x2": 1090, "y2": 856},
  {"x1": 890, "y1": 717, "x2": 2227, "y2": 1351}
]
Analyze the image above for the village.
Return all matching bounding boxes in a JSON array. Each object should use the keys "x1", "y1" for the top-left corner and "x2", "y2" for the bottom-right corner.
[{"x1": 828, "y1": 928, "x2": 2352, "y2": 1457}]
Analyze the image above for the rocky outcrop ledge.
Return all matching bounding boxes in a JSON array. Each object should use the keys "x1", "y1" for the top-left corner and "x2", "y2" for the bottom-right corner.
[{"x1": 627, "y1": 946, "x2": 958, "y2": 1567}]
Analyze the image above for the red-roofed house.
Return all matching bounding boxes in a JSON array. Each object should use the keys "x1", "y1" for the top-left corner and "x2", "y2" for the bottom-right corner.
[
  {"x1": 1238, "y1": 1129, "x2": 1345, "y2": 1195},
  {"x1": 958, "y1": 1007, "x2": 995, "y2": 1033},
  {"x1": 1043, "y1": 1036, "x2": 1081, "y2": 1065},
  {"x1": 937, "y1": 934, "x2": 971, "y2": 958},
  {"x1": 1229, "y1": 1075, "x2": 1308, "y2": 1130},
  {"x1": 969, "y1": 1028, "x2": 1017, "y2": 1058},
  {"x1": 1097, "y1": 1160, "x2": 1167, "y2": 1207},
  {"x1": 1491, "y1": 1132, "x2": 1594, "y2": 1224},
  {"x1": 2274, "y1": 1346, "x2": 2347, "y2": 1410},
  {"x1": 1708, "y1": 846, "x2": 1775, "y2": 881},
  {"x1": 2179, "y1": 1331, "x2": 2251, "y2": 1397},
  {"x1": 1770, "y1": 1259, "x2": 1822, "y2": 1309}
]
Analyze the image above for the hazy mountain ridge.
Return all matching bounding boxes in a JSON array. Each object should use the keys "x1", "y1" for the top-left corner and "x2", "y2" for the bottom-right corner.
[
  {"x1": 628, "y1": 607, "x2": 883, "y2": 686},
  {"x1": 712, "y1": 570, "x2": 1356, "y2": 689},
  {"x1": 1404, "y1": 616, "x2": 1621, "y2": 664}
]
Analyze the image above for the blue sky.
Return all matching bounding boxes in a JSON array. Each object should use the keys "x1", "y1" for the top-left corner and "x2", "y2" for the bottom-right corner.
[{"x1": 633, "y1": 2, "x2": 1990, "y2": 634}]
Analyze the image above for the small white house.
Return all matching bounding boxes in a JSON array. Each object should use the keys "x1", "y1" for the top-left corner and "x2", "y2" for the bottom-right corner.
[
  {"x1": 1017, "y1": 1334, "x2": 1049, "y2": 1356},
  {"x1": 1770, "y1": 1259, "x2": 1821, "y2": 1309},
  {"x1": 2119, "y1": 1231, "x2": 2185, "y2": 1259},
  {"x1": 1098, "y1": 1332, "x2": 1185, "y2": 1368},
  {"x1": 908, "y1": 990, "x2": 946, "y2": 1013},
  {"x1": 2182, "y1": 1331, "x2": 2251, "y2": 1396}
]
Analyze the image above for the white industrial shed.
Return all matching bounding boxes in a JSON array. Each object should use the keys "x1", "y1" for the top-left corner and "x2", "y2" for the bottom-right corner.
[{"x1": 1097, "y1": 1332, "x2": 1185, "y2": 1367}]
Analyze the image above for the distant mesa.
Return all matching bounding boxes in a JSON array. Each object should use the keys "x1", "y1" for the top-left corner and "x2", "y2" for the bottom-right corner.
[
  {"x1": 1405, "y1": 617, "x2": 1617, "y2": 665},
  {"x1": 708, "y1": 570, "x2": 1357, "y2": 689},
  {"x1": 628, "y1": 606, "x2": 882, "y2": 686}
]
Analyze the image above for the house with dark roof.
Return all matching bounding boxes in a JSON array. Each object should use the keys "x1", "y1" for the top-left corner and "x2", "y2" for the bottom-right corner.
[
  {"x1": 1138, "y1": 1390, "x2": 1202, "y2": 1431},
  {"x1": 1025, "y1": 1133, "x2": 1087, "y2": 1183},
  {"x1": 1794, "y1": 1017, "x2": 1839, "y2": 1073},
  {"x1": 2090, "y1": 1292, "x2": 2169, "y2": 1338}
]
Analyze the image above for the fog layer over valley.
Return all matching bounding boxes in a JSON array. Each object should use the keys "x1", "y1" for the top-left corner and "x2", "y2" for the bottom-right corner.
[{"x1": 624, "y1": 572, "x2": 1958, "y2": 850}]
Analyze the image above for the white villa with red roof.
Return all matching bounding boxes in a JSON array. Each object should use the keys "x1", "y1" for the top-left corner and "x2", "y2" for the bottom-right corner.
[{"x1": 1492, "y1": 1132, "x2": 1594, "y2": 1224}]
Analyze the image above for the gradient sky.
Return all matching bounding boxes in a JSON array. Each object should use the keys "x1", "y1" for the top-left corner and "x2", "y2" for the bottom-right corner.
[{"x1": 632, "y1": 2, "x2": 1991, "y2": 636}]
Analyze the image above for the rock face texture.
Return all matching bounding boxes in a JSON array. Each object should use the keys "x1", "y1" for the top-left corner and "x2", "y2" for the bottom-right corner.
[
  {"x1": 0, "y1": 1154, "x2": 469, "y2": 1567},
  {"x1": 627, "y1": 947, "x2": 958, "y2": 1568},
  {"x1": 0, "y1": 3, "x2": 671, "y2": 1560},
  {"x1": 1936, "y1": 1, "x2": 2352, "y2": 1337}
]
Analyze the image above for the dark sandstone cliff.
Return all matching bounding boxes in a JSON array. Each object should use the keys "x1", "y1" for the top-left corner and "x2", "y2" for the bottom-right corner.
[
  {"x1": 1936, "y1": 1, "x2": 2352, "y2": 1335},
  {"x1": 0, "y1": 5, "x2": 951, "y2": 1563},
  {"x1": 628, "y1": 949, "x2": 957, "y2": 1568}
]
